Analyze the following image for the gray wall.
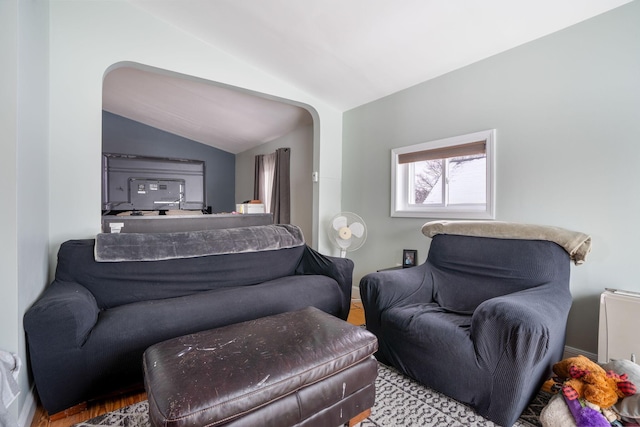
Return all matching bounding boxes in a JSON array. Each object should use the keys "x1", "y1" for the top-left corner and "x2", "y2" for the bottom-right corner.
[
  {"x1": 102, "y1": 111, "x2": 236, "y2": 213},
  {"x1": 235, "y1": 123, "x2": 314, "y2": 245},
  {"x1": 342, "y1": 2, "x2": 640, "y2": 355}
]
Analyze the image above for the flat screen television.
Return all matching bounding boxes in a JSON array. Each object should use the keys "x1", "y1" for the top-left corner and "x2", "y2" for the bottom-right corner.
[{"x1": 102, "y1": 153, "x2": 205, "y2": 212}]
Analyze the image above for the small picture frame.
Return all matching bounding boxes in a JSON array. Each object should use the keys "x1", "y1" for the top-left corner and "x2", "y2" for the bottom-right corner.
[{"x1": 402, "y1": 249, "x2": 417, "y2": 268}]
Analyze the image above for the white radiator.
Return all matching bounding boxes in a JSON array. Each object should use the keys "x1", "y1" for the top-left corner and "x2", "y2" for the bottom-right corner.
[{"x1": 598, "y1": 288, "x2": 640, "y2": 364}]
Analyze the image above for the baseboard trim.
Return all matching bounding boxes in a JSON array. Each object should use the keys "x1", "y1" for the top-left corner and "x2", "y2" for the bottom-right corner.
[
  {"x1": 18, "y1": 386, "x2": 37, "y2": 427},
  {"x1": 563, "y1": 345, "x2": 597, "y2": 362}
]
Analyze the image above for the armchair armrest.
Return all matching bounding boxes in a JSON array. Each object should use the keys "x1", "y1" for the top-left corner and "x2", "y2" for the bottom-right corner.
[
  {"x1": 471, "y1": 283, "x2": 571, "y2": 373},
  {"x1": 470, "y1": 283, "x2": 571, "y2": 418},
  {"x1": 359, "y1": 263, "x2": 433, "y2": 337},
  {"x1": 295, "y1": 246, "x2": 354, "y2": 319}
]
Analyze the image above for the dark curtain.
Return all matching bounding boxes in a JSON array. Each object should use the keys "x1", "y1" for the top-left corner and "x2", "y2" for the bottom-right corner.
[
  {"x1": 271, "y1": 148, "x2": 290, "y2": 224},
  {"x1": 253, "y1": 155, "x2": 264, "y2": 201}
]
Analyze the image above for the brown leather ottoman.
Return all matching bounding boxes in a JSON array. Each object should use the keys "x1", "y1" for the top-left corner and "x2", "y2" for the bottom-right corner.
[{"x1": 143, "y1": 307, "x2": 378, "y2": 427}]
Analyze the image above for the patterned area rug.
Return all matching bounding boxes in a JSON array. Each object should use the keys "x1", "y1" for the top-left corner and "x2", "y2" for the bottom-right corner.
[{"x1": 74, "y1": 363, "x2": 550, "y2": 427}]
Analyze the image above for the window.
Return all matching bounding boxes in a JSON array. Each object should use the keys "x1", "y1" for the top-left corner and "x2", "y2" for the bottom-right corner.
[
  {"x1": 256, "y1": 152, "x2": 276, "y2": 212},
  {"x1": 391, "y1": 129, "x2": 495, "y2": 219}
]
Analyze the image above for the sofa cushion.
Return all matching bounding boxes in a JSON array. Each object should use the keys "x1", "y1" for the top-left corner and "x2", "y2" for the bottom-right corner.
[
  {"x1": 56, "y1": 239, "x2": 306, "y2": 308},
  {"x1": 428, "y1": 234, "x2": 568, "y2": 313},
  {"x1": 79, "y1": 274, "x2": 346, "y2": 394},
  {"x1": 602, "y1": 359, "x2": 640, "y2": 423},
  {"x1": 381, "y1": 302, "x2": 487, "y2": 398}
]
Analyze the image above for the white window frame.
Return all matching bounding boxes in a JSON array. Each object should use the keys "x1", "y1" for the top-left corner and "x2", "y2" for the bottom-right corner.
[{"x1": 391, "y1": 129, "x2": 496, "y2": 219}]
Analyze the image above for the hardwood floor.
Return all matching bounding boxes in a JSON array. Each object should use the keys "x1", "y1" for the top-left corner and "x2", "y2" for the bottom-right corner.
[
  {"x1": 347, "y1": 299, "x2": 365, "y2": 326},
  {"x1": 30, "y1": 301, "x2": 366, "y2": 427}
]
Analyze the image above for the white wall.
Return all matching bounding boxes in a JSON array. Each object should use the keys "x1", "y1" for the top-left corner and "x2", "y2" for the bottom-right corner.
[
  {"x1": 236, "y1": 123, "x2": 315, "y2": 245},
  {"x1": 1, "y1": 0, "x2": 50, "y2": 424},
  {"x1": 342, "y1": 1, "x2": 640, "y2": 355},
  {"x1": 49, "y1": 1, "x2": 343, "y2": 255},
  {"x1": 0, "y1": 3, "x2": 20, "y2": 403}
]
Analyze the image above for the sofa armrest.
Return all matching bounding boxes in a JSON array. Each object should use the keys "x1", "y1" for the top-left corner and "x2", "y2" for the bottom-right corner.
[
  {"x1": 24, "y1": 280, "x2": 101, "y2": 413},
  {"x1": 24, "y1": 280, "x2": 99, "y2": 349},
  {"x1": 295, "y1": 246, "x2": 354, "y2": 319},
  {"x1": 359, "y1": 263, "x2": 433, "y2": 338}
]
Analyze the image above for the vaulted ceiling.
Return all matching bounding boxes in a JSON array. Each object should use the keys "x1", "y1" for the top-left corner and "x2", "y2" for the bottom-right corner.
[
  {"x1": 103, "y1": 67, "x2": 313, "y2": 154},
  {"x1": 104, "y1": 0, "x2": 631, "y2": 153}
]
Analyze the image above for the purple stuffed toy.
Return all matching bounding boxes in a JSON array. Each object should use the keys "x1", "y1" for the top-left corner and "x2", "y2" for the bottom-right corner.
[{"x1": 563, "y1": 394, "x2": 610, "y2": 427}]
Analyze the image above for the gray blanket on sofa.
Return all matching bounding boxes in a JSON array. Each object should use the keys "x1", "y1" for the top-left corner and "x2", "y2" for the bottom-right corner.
[{"x1": 95, "y1": 224, "x2": 305, "y2": 262}]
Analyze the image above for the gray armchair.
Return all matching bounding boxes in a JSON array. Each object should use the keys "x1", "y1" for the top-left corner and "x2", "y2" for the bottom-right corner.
[{"x1": 360, "y1": 222, "x2": 589, "y2": 426}]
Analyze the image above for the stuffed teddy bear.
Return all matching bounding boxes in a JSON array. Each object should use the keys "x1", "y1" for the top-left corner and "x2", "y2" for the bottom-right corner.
[{"x1": 552, "y1": 355, "x2": 636, "y2": 409}]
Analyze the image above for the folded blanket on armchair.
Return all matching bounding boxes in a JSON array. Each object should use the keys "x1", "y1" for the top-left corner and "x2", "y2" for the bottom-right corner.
[{"x1": 422, "y1": 220, "x2": 592, "y2": 265}]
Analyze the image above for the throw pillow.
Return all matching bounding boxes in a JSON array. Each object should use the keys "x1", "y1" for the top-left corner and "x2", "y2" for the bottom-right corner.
[{"x1": 602, "y1": 359, "x2": 640, "y2": 423}]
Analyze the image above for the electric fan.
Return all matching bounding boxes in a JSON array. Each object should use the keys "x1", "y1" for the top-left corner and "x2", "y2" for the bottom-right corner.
[{"x1": 327, "y1": 212, "x2": 367, "y2": 258}]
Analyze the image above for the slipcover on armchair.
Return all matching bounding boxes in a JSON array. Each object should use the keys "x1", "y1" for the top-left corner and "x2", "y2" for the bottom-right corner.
[{"x1": 360, "y1": 221, "x2": 591, "y2": 426}]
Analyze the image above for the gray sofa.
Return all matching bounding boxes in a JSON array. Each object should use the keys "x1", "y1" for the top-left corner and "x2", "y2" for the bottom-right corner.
[
  {"x1": 359, "y1": 221, "x2": 589, "y2": 426},
  {"x1": 24, "y1": 224, "x2": 353, "y2": 415}
]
